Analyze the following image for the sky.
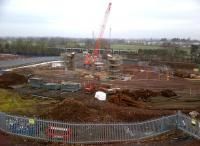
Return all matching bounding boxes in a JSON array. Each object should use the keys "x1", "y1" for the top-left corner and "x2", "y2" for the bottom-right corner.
[{"x1": 0, "y1": 0, "x2": 200, "y2": 39}]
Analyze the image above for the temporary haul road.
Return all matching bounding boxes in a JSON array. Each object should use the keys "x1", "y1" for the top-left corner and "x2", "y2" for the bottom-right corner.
[{"x1": 0, "y1": 56, "x2": 60, "y2": 71}]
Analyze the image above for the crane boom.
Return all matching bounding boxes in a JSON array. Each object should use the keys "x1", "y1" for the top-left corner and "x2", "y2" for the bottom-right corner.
[
  {"x1": 92, "y1": 2, "x2": 112, "y2": 60},
  {"x1": 84, "y1": 2, "x2": 112, "y2": 66}
]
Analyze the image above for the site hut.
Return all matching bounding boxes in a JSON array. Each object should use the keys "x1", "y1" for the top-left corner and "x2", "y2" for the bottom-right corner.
[
  {"x1": 28, "y1": 77, "x2": 43, "y2": 88},
  {"x1": 43, "y1": 82, "x2": 61, "y2": 90},
  {"x1": 61, "y1": 81, "x2": 81, "y2": 92}
]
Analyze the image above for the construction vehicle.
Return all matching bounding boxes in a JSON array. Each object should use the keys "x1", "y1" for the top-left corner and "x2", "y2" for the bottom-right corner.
[
  {"x1": 84, "y1": 83, "x2": 95, "y2": 94},
  {"x1": 84, "y1": 82, "x2": 116, "y2": 94},
  {"x1": 84, "y1": 2, "x2": 112, "y2": 67}
]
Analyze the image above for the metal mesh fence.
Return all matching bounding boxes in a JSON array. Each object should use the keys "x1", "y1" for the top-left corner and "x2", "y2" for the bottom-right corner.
[
  {"x1": 178, "y1": 112, "x2": 200, "y2": 139},
  {"x1": 0, "y1": 112, "x2": 199, "y2": 144}
]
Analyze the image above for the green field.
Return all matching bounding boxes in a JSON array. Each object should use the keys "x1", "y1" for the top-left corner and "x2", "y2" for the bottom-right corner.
[
  {"x1": 110, "y1": 44, "x2": 164, "y2": 50},
  {"x1": 0, "y1": 89, "x2": 55, "y2": 116},
  {"x1": 110, "y1": 44, "x2": 191, "y2": 56}
]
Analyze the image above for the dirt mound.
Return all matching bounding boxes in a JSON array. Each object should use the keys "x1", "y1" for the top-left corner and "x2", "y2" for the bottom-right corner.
[
  {"x1": 43, "y1": 97, "x2": 172, "y2": 122},
  {"x1": 174, "y1": 70, "x2": 191, "y2": 78},
  {"x1": 161, "y1": 89, "x2": 177, "y2": 97},
  {"x1": 44, "y1": 98, "x2": 111, "y2": 122},
  {"x1": 133, "y1": 89, "x2": 158, "y2": 100},
  {"x1": 150, "y1": 61, "x2": 197, "y2": 69},
  {"x1": 108, "y1": 89, "x2": 177, "y2": 107},
  {"x1": 113, "y1": 89, "x2": 158, "y2": 101},
  {"x1": 108, "y1": 94, "x2": 146, "y2": 108},
  {"x1": 108, "y1": 89, "x2": 157, "y2": 108},
  {"x1": 0, "y1": 72, "x2": 27, "y2": 88},
  {"x1": 44, "y1": 99, "x2": 92, "y2": 122}
]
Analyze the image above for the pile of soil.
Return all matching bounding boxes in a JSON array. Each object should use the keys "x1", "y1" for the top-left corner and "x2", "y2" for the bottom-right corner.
[
  {"x1": 150, "y1": 61, "x2": 197, "y2": 70},
  {"x1": 129, "y1": 89, "x2": 158, "y2": 100},
  {"x1": 174, "y1": 70, "x2": 191, "y2": 78},
  {"x1": 108, "y1": 93, "x2": 146, "y2": 108},
  {"x1": 107, "y1": 89, "x2": 156, "y2": 107},
  {"x1": 0, "y1": 72, "x2": 27, "y2": 88},
  {"x1": 44, "y1": 99, "x2": 99, "y2": 122},
  {"x1": 112, "y1": 89, "x2": 175, "y2": 100},
  {"x1": 43, "y1": 97, "x2": 172, "y2": 122},
  {"x1": 108, "y1": 89, "x2": 177, "y2": 107},
  {"x1": 161, "y1": 89, "x2": 177, "y2": 97}
]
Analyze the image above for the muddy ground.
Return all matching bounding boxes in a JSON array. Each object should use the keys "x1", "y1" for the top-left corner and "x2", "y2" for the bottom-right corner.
[
  {"x1": 1, "y1": 59, "x2": 200, "y2": 145},
  {"x1": 0, "y1": 53, "x2": 26, "y2": 61},
  {"x1": 1, "y1": 130, "x2": 200, "y2": 146},
  {"x1": 0, "y1": 72, "x2": 27, "y2": 88}
]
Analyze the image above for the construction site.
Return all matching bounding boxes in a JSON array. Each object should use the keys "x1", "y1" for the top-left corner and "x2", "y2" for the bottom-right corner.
[{"x1": 1, "y1": 1, "x2": 200, "y2": 146}]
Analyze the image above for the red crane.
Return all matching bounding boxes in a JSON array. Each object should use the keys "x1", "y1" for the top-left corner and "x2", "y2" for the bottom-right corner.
[{"x1": 84, "y1": 2, "x2": 112, "y2": 66}]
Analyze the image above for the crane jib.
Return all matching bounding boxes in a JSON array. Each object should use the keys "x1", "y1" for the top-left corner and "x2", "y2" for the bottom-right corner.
[{"x1": 84, "y1": 2, "x2": 112, "y2": 65}]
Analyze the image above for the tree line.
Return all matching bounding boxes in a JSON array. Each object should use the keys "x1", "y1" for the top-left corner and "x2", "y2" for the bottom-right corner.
[
  {"x1": 0, "y1": 37, "x2": 111, "y2": 56},
  {"x1": 0, "y1": 38, "x2": 83, "y2": 56}
]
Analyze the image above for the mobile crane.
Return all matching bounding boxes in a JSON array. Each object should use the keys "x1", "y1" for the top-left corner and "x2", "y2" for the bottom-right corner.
[
  {"x1": 83, "y1": 2, "x2": 112, "y2": 93},
  {"x1": 84, "y1": 2, "x2": 112, "y2": 67}
]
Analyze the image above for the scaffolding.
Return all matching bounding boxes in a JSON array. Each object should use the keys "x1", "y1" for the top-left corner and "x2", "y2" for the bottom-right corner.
[
  {"x1": 108, "y1": 55, "x2": 121, "y2": 79},
  {"x1": 62, "y1": 52, "x2": 75, "y2": 71}
]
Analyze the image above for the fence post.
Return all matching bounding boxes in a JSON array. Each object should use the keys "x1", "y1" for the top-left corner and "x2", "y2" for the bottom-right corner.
[
  {"x1": 177, "y1": 111, "x2": 181, "y2": 129},
  {"x1": 0, "y1": 112, "x2": 2, "y2": 131},
  {"x1": 0, "y1": 112, "x2": 6, "y2": 132}
]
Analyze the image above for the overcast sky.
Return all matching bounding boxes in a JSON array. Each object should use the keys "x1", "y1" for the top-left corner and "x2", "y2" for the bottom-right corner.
[{"x1": 0, "y1": 0, "x2": 200, "y2": 39}]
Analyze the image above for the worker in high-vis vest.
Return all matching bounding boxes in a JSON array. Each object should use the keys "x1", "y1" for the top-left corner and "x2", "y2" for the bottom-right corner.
[
  {"x1": 28, "y1": 118, "x2": 35, "y2": 125},
  {"x1": 191, "y1": 118, "x2": 197, "y2": 126},
  {"x1": 189, "y1": 111, "x2": 198, "y2": 125},
  {"x1": 189, "y1": 111, "x2": 199, "y2": 134}
]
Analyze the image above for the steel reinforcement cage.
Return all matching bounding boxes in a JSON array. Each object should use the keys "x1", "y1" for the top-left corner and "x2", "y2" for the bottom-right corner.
[{"x1": 0, "y1": 112, "x2": 199, "y2": 144}]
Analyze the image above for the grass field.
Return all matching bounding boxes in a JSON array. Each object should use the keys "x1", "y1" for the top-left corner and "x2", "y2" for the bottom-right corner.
[
  {"x1": 110, "y1": 44, "x2": 191, "y2": 55},
  {"x1": 110, "y1": 44, "x2": 164, "y2": 50},
  {"x1": 0, "y1": 89, "x2": 56, "y2": 116},
  {"x1": 0, "y1": 89, "x2": 38, "y2": 114}
]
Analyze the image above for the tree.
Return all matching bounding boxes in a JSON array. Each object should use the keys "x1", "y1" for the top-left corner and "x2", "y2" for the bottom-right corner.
[{"x1": 191, "y1": 45, "x2": 199, "y2": 55}]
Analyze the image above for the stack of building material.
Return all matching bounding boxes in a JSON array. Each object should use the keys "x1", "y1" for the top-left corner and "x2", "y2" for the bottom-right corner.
[
  {"x1": 29, "y1": 78, "x2": 81, "y2": 92},
  {"x1": 43, "y1": 83, "x2": 61, "y2": 90},
  {"x1": 160, "y1": 89, "x2": 177, "y2": 97},
  {"x1": 28, "y1": 77, "x2": 43, "y2": 88},
  {"x1": 61, "y1": 82, "x2": 81, "y2": 92}
]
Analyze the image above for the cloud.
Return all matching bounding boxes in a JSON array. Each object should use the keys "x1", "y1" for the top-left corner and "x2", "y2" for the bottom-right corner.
[{"x1": 0, "y1": 0, "x2": 200, "y2": 39}]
